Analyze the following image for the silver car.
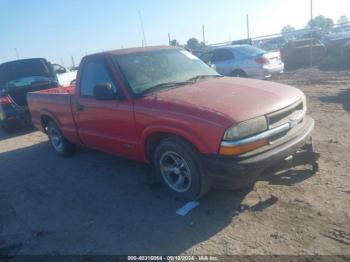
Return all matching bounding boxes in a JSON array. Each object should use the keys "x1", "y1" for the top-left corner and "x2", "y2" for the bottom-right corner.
[{"x1": 199, "y1": 45, "x2": 284, "y2": 79}]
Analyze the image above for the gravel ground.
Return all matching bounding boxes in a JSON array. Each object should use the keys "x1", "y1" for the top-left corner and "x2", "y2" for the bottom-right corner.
[{"x1": 0, "y1": 68, "x2": 349, "y2": 256}]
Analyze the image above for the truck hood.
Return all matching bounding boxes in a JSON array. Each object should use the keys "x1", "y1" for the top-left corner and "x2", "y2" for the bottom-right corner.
[{"x1": 138, "y1": 77, "x2": 303, "y2": 128}]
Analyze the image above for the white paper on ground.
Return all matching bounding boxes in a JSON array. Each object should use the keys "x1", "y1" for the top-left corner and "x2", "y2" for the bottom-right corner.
[{"x1": 176, "y1": 201, "x2": 200, "y2": 216}]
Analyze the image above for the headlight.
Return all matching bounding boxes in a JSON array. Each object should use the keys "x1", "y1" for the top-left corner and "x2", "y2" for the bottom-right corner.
[{"x1": 223, "y1": 116, "x2": 267, "y2": 141}]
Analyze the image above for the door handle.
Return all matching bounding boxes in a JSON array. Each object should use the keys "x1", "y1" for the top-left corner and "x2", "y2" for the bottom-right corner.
[{"x1": 77, "y1": 104, "x2": 85, "y2": 111}]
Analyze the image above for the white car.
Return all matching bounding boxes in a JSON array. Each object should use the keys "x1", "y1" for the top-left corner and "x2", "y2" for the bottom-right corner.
[
  {"x1": 200, "y1": 45, "x2": 284, "y2": 80},
  {"x1": 52, "y1": 64, "x2": 77, "y2": 86}
]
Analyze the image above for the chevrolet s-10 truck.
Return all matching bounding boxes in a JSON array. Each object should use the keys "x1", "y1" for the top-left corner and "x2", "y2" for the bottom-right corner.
[{"x1": 27, "y1": 46, "x2": 318, "y2": 199}]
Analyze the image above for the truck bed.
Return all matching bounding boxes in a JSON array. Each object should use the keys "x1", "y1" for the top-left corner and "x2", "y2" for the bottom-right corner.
[
  {"x1": 33, "y1": 85, "x2": 76, "y2": 94},
  {"x1": 27, "y1": 85, "x2": 81, "y2": 144}
]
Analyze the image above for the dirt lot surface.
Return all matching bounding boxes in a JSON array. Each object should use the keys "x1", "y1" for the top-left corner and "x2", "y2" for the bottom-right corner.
[{"x1": 0, "y1": 68, "x2": 349, "y2": 256}]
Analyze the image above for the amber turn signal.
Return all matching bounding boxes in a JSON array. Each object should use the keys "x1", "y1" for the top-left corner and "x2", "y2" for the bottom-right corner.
[{"x1": 219, "y1": 138, "x2": 268, "y2": 156}]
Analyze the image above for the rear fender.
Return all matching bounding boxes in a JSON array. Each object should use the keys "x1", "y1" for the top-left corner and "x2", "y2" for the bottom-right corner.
[
  {"x1": 38, "y1": 109, "x2": 57, "y2": 131},
  {"x1": 39, "y1": 109, "x2": 82, "y2": 145}
]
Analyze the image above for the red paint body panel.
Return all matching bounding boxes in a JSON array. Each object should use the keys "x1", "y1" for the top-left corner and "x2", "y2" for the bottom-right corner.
[
  {"x1": 142, "y1": 77, "x2": 303, "y2": 128},
  {"x1": 27, "y1": 46, "x2": 303, "y2": 162},
  {"x1": 74, "y1": 97, "x2": 138, "y2": 158},
  {"x1": 27, "y1": 86, "x2": 81, "y2": 145}
]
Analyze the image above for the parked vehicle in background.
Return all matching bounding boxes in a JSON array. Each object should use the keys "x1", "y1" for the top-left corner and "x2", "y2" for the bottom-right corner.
[
  {"x1": 322, "y1": 32, "x2": 350, "y2": 55},
  {"x1": 27, "y1": 46, "x2": 318, "y2": 200},
  {"x1": 200, "y1": 45, "x2": 284, "y2": 79},
  {"x1": 231, "y1": 38, "x2": 253, "y2": 45},
  {"x1": 342, "y1": 40, "x2": 350, "y2": 57},
  {"x1": 53, "y1": 64, "x2": 77, "y2": 87},
  {"x1": 281, "y1": 38, "x2": 327, "y2": 69},
  {"x1": 0, "y1": 58, "x2": 58, "y2": 132},
  {"x1": 299, "y1": 31, "x2": 322, "y2": 41},
  {"x1": 256, "y1": 37, "x2": 287, "y2": 51}
]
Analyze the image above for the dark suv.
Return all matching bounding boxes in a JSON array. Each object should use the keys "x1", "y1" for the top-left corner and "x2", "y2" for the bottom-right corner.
[
  {"x1": 281, "y1": 39, "x2": 327, "y2": 69},
  {"x1": 0, "y1": 58, "x2": 58, "y2": 132}
]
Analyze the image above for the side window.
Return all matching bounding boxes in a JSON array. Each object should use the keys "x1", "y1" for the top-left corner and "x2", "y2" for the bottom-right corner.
[
  {"x1": 212, "y1": 49, "x2": 234, "y2": 62},
  {"x1": 53, "y1": 64, "x2": 66, "y2": 74},
  {"x1": 80, "y1": 58, "x2": 117, "y2": 97}
]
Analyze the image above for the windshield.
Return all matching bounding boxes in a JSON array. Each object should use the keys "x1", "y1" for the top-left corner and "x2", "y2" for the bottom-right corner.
[
  {"x1": 235, "y1": 45, "x2": 265, "y2": 56},
  {"x1": 113, "y1": 49, "x2": 219, "y2": 95},
  {"x1": 0, "y1": 59, "x2": 53, "y2": 88}
]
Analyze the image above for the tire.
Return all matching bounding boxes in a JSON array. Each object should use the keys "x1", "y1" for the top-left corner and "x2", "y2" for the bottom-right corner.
[
  {"x1": 154, "y1": 137, "x2": 210, "y2": 200},
  {"x1": 231, "y1": 70, "x2": 247, "y2": 78},
  {"x1": 47, "y1": 121, "x2": 75, "y2": 157}
]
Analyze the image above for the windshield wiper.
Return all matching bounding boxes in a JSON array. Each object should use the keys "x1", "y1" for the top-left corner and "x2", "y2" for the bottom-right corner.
[
  {"x1": 186, "y1": 74, "x2": 223, "y2": 83},
  {"x1": 139, "y1": 81, "x2": 194, "y2": 96}
]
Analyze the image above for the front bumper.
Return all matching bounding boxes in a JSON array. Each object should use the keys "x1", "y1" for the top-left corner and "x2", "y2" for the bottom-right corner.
[{"x1": 202, "y1": 116, "x2": 318, "y2": 189}]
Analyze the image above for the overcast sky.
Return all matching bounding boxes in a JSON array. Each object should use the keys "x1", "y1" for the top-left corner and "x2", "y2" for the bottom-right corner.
[{"x1": 1, "y1": 0, "x2": 350, "y2": 65}]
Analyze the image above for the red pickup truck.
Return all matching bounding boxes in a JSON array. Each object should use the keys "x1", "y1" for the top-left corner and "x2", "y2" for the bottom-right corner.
[{"x1": 28, "y1": 46, "x2": 318, "y2": 199}]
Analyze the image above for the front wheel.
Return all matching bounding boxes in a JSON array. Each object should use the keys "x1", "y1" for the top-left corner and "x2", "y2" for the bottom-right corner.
[
  {"x1": 47, "y1": 121, "x2": 75, "y2": 157},
  {"x1": 154, "y1": 137, "x2": 209, "y2": 200}
]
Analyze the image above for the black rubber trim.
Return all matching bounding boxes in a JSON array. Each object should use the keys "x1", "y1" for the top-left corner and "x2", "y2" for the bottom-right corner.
[{"x1": 201, "y1": 116, "x2": 315, "y2": 189}]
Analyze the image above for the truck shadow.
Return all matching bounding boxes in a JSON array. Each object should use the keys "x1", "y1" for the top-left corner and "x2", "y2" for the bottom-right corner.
[
  {"x1": 319, "y1": 88, "x2": 350, "y2": 112},
  {"x1": 260, "y1": 169, "x2": 315, "y2": 186},
  {"x1": 0, "y1": 142, "x2": 281, "y2": 255}
]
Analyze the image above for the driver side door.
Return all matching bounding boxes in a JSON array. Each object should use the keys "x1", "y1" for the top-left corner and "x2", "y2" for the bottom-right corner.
[{"x1": 75, "y1": 56, "x2": 138, "y2": 158}]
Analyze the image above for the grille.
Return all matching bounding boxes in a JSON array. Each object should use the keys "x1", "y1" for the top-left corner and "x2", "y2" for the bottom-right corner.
[{"x1": 267, "y1": 99, "x2": 304, "y2": 129}]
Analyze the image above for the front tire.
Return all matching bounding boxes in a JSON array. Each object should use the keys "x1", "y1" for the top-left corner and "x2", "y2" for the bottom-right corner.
[
  {"x1": 47, "y1": 121, "x2": 74, "y2": 157},
  {"x1": 154, "y1": 137, "x2": 209, "y2": 200}
]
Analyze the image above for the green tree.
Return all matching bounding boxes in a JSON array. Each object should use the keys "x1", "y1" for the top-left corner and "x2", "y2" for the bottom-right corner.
[
  {"x1": 170, "y1": 39, "x2": 180, "y2": 47},
  {"x1": 281, "y1": 25, "x2": 295, "y2": 34},
  {"x1": 186, "y1": 38, "x2": 201, "y2": 51},
  {"x1": 307, "y1": 15, "x2": 334, "y2": 30},
  {"x1": 338, "y1": 15, "x2": 349, "y2": 24}
]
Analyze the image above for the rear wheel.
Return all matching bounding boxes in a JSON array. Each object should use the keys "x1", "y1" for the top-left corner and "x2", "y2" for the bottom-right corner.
[
  {"x1": 47, "y1": 121, "x2": 74, "y2": 157},
  {"x1": 231, "y1": 70, "x2": 247, "y2": 78},
  {"x1": 154, "y1": 137, "x2": 210, "y2": 200}
]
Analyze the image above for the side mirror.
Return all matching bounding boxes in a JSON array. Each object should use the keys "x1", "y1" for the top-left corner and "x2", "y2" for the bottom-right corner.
[{"x1": 93, "y1": 83, "x2": 116, "y2": 100}]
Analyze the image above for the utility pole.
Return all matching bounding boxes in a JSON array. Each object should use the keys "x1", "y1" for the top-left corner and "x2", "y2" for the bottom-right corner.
[
  {"x1": 138, "y1": 10, "x2": 147, "y2": 46},
  {"x1": 71, "y1": 56, "x2": 75, "y2": 68},
  {"x1": 246, "y1": 14, "x2": 250, "y2": 40},
  {"x1": 310, "y1": 0, "x2": 313, "y2": 67},
  {"x1": 14, "y1": 48, "x2": 19, "y2": 59},
  {"x1": 168, "y1": 33, "x2": 171, "y2": 45},
  {"x1": 202, "y1": 24, "x2": 206, "y2": 44}
]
